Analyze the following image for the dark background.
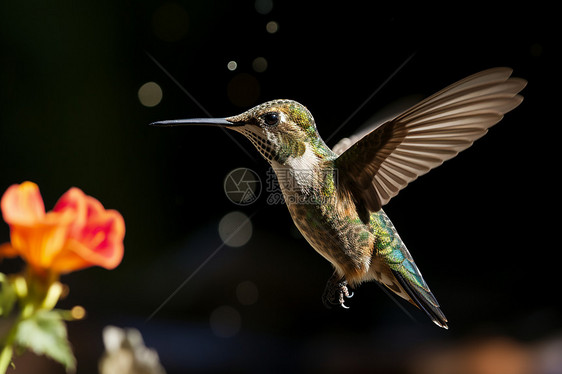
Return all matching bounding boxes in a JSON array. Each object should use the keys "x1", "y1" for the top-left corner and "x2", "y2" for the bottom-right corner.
[{"x1": 0, "y1": 1, "x2": 559, "y2": 373}]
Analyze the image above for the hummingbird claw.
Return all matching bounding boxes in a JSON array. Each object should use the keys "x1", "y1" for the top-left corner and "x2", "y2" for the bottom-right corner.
[{"x1": 322, "y1": 272, "x2": 353, "y2": 309}]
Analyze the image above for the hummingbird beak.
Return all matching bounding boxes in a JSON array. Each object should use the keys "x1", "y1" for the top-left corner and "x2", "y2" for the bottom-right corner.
[{"x1": 149, "y1": 117, "x2": 243, "y2": 127}]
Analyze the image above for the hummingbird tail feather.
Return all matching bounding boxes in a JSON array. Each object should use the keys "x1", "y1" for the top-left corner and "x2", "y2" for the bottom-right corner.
[{"x1": 391, "y1": 270, "x2": 448, "y2": 329}]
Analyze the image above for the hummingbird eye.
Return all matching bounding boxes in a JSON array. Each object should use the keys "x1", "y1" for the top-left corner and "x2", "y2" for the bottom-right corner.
[{"x1": 262, "y1": 112, "x2": 280, "y2": 127}]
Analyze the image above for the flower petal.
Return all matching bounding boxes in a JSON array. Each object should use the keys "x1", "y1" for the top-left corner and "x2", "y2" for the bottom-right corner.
[
  {"x1": 52, "y1": 187, "x2": 88, "y2": 236},
  {"x1": 8, "y1": 218, "x2": 72, "y2": 272},
  {"x1": 1, "y1": 182, "x2": 45, "y2": 226},
  {"x1": 51, "y1": 192, "x2": 125, "y2": 272},
  {"x1": 1, "y1": 183, "x2": 75, "y2": 273},
  {"x1": 49, "y1": 241, "x2": 93, "y2": 273},
  {"x1": 52, "y1": 238, "x2": 123, "y2": 273},
  {"x1": 1, "y1": 183, "x2": 125, "y2": 274},
  {"x1": 78, "y1": 206, "x2": 125, "y2": 269},
  {"x1": 0, "y1": 243, "x2": 19, "y2": 258}
]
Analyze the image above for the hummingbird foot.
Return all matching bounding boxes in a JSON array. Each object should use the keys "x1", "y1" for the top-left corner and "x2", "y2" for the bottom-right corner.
[{"x1": 322, "y1": 272, "x2": 354, "y2": 309}]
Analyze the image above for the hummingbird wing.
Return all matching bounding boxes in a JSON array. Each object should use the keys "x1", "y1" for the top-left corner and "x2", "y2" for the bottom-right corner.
[
  {"x1": 335, "y1": 67, "x2": 526, "y2": 213},
  {"x1": 332, "y1": 95, "x2": 423, "y2": 156}
]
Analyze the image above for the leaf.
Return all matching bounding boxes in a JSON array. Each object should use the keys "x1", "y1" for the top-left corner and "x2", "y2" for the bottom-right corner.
[{"x1": 14, "y1": 309, "x2": 76, "y2": 372}]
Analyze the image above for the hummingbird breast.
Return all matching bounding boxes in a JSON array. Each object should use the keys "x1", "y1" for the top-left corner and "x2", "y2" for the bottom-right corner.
[{"x1": 274, "y1": 163, "x2": 375, "y2": 284}]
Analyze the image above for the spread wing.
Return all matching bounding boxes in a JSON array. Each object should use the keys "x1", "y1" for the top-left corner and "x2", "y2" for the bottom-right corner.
[{"x1": 335, "y1": 67, "x2": 526, "y2": 213}]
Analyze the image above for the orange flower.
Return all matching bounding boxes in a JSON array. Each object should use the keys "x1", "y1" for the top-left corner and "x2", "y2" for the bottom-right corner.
[{"x1": 0, "y1": 182, "x2": 124, "y2": 275}]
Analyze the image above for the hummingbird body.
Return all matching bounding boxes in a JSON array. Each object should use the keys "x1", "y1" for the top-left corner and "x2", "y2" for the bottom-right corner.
[
  {"x1": 265, "y1": 116, "x2": 442, "y2": 323},
  {"x1": 236, "y1": 102, "x2": 381, "y2": 284},
  {"x1": 152, "y1": 68, "x2": 527, "y2": 329}
]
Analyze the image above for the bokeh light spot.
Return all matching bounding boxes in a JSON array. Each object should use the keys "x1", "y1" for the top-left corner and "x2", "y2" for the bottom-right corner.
[
  {"x1": 138, "y1": 81, "x2": 163, "y2": 107},
  {"x1": 209, "y1": 305, "x2": 241, "y2": 338},
  {"x1": 218, "y1": 211, "x2": 252, "y2": 247},
  {"x1": 227, "y1": 60, "x2": 238, "y2": 71},
  {"x1": 236, "y1": 281, "x2": 259, "y2": 305},
  {"x1": 255, "y1": 0, "x2": 273, "y2": 14},
  {"x1": 152, "y1": 2, "x2": 189, "y2": 42},
  {"x1": 227, "y1": 73, "x2": 260, "y2": 107},
  {"x1": 70, "y1": 305, "x2": 86, "y2": 320},
  {"x1": 252, "y1": 57, "x2": 268, "y2": 73},
  {"x1": 266, "y1": 21, "x2": 279, "y2": 33}
]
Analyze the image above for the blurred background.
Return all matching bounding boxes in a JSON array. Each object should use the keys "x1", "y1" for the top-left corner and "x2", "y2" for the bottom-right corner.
[{"x1": 0, "y1": 1, "x2": 559, "y2": 373}]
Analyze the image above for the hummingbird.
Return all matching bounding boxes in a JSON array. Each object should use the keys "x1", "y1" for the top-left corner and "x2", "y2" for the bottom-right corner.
[{"x1": 151, "y1": 68, "x2": 526, "y2": 329}]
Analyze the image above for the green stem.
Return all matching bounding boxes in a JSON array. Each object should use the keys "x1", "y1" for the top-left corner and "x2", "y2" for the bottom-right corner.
[
  {"x1": 0, "y1": 344, "x2": 13, "y2": 374},
  {"x1": 0, "y1": 318, "x2": 17, "y2": 374}
]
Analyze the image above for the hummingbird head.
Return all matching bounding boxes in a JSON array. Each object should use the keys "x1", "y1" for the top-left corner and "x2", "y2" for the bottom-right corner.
[{"x1": 151, "y1": 99, "x2": 333, "y2": 165}]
